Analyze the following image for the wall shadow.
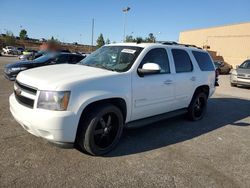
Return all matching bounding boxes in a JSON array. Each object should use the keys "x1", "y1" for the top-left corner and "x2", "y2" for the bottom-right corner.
[{"x1": 106, "y1": 97, "x2": 250, "y2": 157}]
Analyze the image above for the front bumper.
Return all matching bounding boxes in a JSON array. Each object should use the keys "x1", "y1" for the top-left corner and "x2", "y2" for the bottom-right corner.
[
  {"x1": 231, "y1": 75, "x2": 250, "y2": 86},
  {"x1": 4, "y1": 71, "x2": 17, "y2": 81},
  {"x1": 9, "y1": 93, "x2": 78, "y2": 143}
]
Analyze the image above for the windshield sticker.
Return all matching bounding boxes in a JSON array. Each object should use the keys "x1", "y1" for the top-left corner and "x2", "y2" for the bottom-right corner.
[{"x1": 121, "y1": 49, "x2": 136, "y2": 54}]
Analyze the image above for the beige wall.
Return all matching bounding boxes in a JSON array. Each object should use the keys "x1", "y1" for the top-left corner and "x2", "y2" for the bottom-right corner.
[{"x1": 179, "y1": 22, "x2": 250, "y2": 68}]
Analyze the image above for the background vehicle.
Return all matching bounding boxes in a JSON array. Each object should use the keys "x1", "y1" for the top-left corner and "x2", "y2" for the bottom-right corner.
[
  {"x1": 19, "y1": 50, "x2": 49, "y2": 60},
  {"x1": 214, "y1": 61, "x2": 232, "y2": 74},
  {"x1": 2, "y1": 46, "x2": 24, "y2": 55},
  {"x1": 9, "y1": 43, "x2": 217, "y2": 155},
  {"x1": 22, "y1": 49, "x2": 38, "y2": 55},
  {"x1": 4, "y1": 52, "x2": 84, "y2": 80},
  {"x1": 15, "y1": 47, "x2": 24, "y2": 55},
  {"x1": 230, "y1": 59, "x2": 250, "y2": 87},
  {"x1": 2, "y1": 46, "x2": 15, "y2": 54}
]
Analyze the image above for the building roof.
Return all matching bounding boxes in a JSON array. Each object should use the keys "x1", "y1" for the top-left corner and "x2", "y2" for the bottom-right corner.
[{"x1": 181, "y1": 21, "x2": 250, "y2": 33}]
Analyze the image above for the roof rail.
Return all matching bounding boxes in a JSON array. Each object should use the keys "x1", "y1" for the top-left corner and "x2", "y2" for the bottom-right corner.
[
  {"x1": 158, "y1": 41, "x2": 178, "y2": 45},
  {"x1": 158, "y1": 41, "x2": 202, "y2": 49},
  {"x1": 178, "y1": 43, "x2": 202, "y2": 49}
]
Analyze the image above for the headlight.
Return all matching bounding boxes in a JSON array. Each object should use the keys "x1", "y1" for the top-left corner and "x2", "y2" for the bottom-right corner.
[
  {"x1": 231, "y1": 70, "x2": 237, "y2": 76},
  {"x1": 10, "y1": 67, "x2": 27, "y2": 72},
  {"x1": 37, "y1": 91, "x2": 70, "y2": 111}
]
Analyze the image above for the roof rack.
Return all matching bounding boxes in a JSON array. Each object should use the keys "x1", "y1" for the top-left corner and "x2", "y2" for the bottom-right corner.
[
  {"x1": 158, "y1": 41, "x2": 202, "y2": 49},
  {"x1": 158, "y1": 41, "x2": 178, "y2": 45}
]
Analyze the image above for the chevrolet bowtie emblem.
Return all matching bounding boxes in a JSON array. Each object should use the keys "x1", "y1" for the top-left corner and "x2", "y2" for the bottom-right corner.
[{"x1": 15, "y1": 87, "x2": 22, "y2": 95}]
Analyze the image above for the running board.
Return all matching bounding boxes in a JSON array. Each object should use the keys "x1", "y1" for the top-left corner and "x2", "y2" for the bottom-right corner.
[{"x1": 125, "y1": 108, "x2": 188, "y2": 129}]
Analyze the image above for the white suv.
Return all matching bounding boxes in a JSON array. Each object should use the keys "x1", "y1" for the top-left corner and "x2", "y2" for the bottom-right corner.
[{"x1": 9, "y1": 43, "x2": 217, "y2": 155}]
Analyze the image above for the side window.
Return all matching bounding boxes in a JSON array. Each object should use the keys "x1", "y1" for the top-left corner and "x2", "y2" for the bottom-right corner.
[
  {"x1": 241, "y1": 60, "x2": 250, "y2": 68},
  {"x1": 140, "y1": 48, "x2": 170, "y2": 73},
  {"x1": 70, "y1": 55, "x2": 82, "y2": 64},
  {"x1": 55, "y1": 55, "x2": 69, "y2": 64},
  {"x1": 192, "y1": 51, "x2": 214, "y2": 71},
  {"x1": 172, "y1": 49, "x2": 193, "y2": 73},
  {"x1": 246, "y1": 61, "x2": 250, "y2": 68}
]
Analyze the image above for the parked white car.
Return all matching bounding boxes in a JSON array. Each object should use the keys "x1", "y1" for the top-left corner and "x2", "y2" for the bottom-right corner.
[
  {"x1": 3, "y1": 46, "x2": 15, "y2": 54},
  {"x1": 9, "y1": 42, "x2": 217, "y2": 155},
  {"x1": 2, "y1": 46, "x2": 24, "y2": 55}
]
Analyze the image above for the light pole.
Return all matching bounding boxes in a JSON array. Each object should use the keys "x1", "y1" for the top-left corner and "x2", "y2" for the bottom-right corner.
[
  {"x1": 91, "y1": 18, "x2": 94, "y2": 51},
  {"x1": 122, "y1": 7, "x2": 131, "y2": 42}
]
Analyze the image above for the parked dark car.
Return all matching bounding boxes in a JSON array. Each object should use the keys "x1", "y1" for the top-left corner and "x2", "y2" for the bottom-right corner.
[
  {"x1": 4, "y1": 53, "x2": 85, "y2": 81},
  {"x1": 214, "y1": 61, "x2": 232, "y2": 74}
]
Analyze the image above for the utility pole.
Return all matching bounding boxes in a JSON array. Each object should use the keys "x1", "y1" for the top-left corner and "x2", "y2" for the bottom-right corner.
[
  {"x1": 91, "y1": 18, "x2": 94, "y2": 51},
  {"x1": 122, "y1": 7, "x2": 131, "y2": 42}
]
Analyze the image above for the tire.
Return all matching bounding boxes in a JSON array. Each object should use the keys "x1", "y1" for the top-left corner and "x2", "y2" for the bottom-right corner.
[
  {"x1": 231, "y1": 83, "x2": 237, "y2": 87},
  {"x1": 76, "y1": 104, "x2": 124, "y2": 156},
  {"x1": 218, "y1": 69, "x2": 222, "y2": 75},
  {"x1": 188, "y1": 92, "x2": 207, "y2": 121}
]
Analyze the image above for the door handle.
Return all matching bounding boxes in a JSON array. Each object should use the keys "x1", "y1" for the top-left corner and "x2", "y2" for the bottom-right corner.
[
  {"x1": 190, "y1": 76, "x2": 196, "y2": 81},
  {"x1": 163, "y1": 80, "x2": 173, "y2": 85}
]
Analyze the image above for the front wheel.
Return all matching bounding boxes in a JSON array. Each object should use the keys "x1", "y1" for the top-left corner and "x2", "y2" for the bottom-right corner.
[
  {"x1": 188, "y1": 92, "x2": 207, "y2": 121},
  {"x1": 76, "y1": 104, "x2": 124, "y2": 156}
]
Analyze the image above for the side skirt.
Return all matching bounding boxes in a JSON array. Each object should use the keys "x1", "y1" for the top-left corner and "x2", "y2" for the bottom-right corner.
[{"x1": 125, "y1": 108, "x2": 188, "y2": 129}]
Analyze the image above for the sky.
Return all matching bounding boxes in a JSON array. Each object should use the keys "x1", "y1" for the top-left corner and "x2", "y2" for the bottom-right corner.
[{"x1": 0, "y1": 0, "x2": 250, "y2": 45}]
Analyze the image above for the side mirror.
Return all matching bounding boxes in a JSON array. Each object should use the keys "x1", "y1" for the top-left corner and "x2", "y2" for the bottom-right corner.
[{"x1": 138, "y1": 63, "x2": 161, "y2": 76}]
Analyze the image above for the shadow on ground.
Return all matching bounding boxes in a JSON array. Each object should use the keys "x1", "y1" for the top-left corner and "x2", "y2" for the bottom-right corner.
[{"x1": 106, "y1": 97, "x2": 250, "y2": 157}]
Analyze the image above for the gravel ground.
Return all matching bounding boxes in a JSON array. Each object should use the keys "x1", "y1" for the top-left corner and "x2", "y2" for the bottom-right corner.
[{"x1": 0, "y1": 56, "x2": 249, "y2": 188}]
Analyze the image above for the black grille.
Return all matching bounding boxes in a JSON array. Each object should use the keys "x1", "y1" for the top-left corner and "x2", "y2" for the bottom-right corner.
[
  {"x1": 15, "y1": 81, "x2": 37, "y2": 95},
  {"x1": 14, "y1": 91, "x2": 34, "y2": 108}
]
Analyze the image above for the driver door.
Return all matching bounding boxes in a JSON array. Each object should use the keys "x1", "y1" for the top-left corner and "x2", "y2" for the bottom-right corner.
[{"x1": 131, "y1": 48, "x2": 175, "y2": 121}]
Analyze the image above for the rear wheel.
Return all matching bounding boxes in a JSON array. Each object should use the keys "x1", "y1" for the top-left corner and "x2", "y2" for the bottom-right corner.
[
  {"x1": 76, "y1": 104, "x2": 124, "y2": 156},
  {"x1": 231, "y1": 83, "x2": 237, "y2": 87},
  {"x1": 188, "y1": 92, "x2": 207, "y2": 121}
]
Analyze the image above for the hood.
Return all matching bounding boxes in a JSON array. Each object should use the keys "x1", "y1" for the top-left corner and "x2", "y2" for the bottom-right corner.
[
  {"x1": 237, "y1": 68, "x2": 250, "y2": 74},
  {"x1": 5, "y1": 60, "x2": 34, "y2": 68},
  {"x1": 16, "y1": 64, "x2": 118, "y2": 90}
]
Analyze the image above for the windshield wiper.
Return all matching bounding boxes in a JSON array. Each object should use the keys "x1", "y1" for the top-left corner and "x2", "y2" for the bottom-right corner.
[{"x1": 91, "y1": 64, "x2": 116, "y2": 72}]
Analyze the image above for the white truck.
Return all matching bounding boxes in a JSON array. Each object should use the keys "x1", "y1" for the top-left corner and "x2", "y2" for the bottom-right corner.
[{"x1": 9, "y1": 42, "x2": 218, "y2": 155}]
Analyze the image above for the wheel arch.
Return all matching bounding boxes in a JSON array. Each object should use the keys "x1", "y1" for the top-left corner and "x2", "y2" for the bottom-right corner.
[
  {"x1": 192, "y1": 85, "x2": 210, "y2": 99},
  {"x1": 74, "y1": 97, "x2": 128, "y2": 142}
]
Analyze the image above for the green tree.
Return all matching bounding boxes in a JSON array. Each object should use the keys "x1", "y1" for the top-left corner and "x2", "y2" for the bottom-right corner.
[
  {"x1": 48, "y1": 36, "x2": 60, "y2": 43},
  {"x1": 4, "y1": 31, "x2": 16, "y2": 46},
  {"x1": 96, "y1": 33, "x2": 105, "y2": 48},
  {"x1": 105, "y1": 38, "x2": 110, "y2": 44},
  {"x1": 19, "y1": 29, "x2": 28, "y2": 40},
  {"x1": 146, "y1": 33, "x2": 156, "y2": 43},
  {"x1": 135, "y1": 37, "x2": 143, "y2": 43},
  {"x1": 125, "y1": 35, "x2": 135, "y2": 42}
]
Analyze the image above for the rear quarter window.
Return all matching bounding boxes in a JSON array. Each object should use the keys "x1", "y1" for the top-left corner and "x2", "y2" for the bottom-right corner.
[
  {"x1": 172, "y1": 49, "x2": 193, "y2": 73},
  {"x1": 192, "y1": 51, "x2": 215, "y2": 71}
]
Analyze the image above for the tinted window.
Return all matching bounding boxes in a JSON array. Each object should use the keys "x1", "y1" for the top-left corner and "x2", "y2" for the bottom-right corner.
[
  {"x1": 192, "y1": 51, "x2": 214, "y2": 71},
  {"x1": 55, "y1": 54, "x2": 69, "y2": 64},
  {"x1": 34, "y1": 53, "x2": 56, "y2": 63},
  {"x1": 140, "y1": 48, "x2": 170, "y2": 73},
  {"x1": 172, "y1": 49, "x2": 193, "y2": 73},
  {"x1": 69, "y1": 55, "x2": 81, "y2": 64},
  {"x1": 239, "y1": 60, "x2": 250, "y2": 69}
]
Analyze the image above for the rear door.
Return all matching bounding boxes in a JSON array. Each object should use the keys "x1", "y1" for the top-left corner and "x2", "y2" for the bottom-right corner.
[{"x1": 169, "y1": 48, "x2": 196, "y2": 110}]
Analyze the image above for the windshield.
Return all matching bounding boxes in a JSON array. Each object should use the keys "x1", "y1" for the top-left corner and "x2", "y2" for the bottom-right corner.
[
  {"x1": 79, "y1": 46, "x2": 143, "y2": 72},
  {"x1": 239, "y1": 61, "x2": 250, "y2": 69},
  {"x1": 34, "y1": 53, "x2": 57, "y2": 63}
]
